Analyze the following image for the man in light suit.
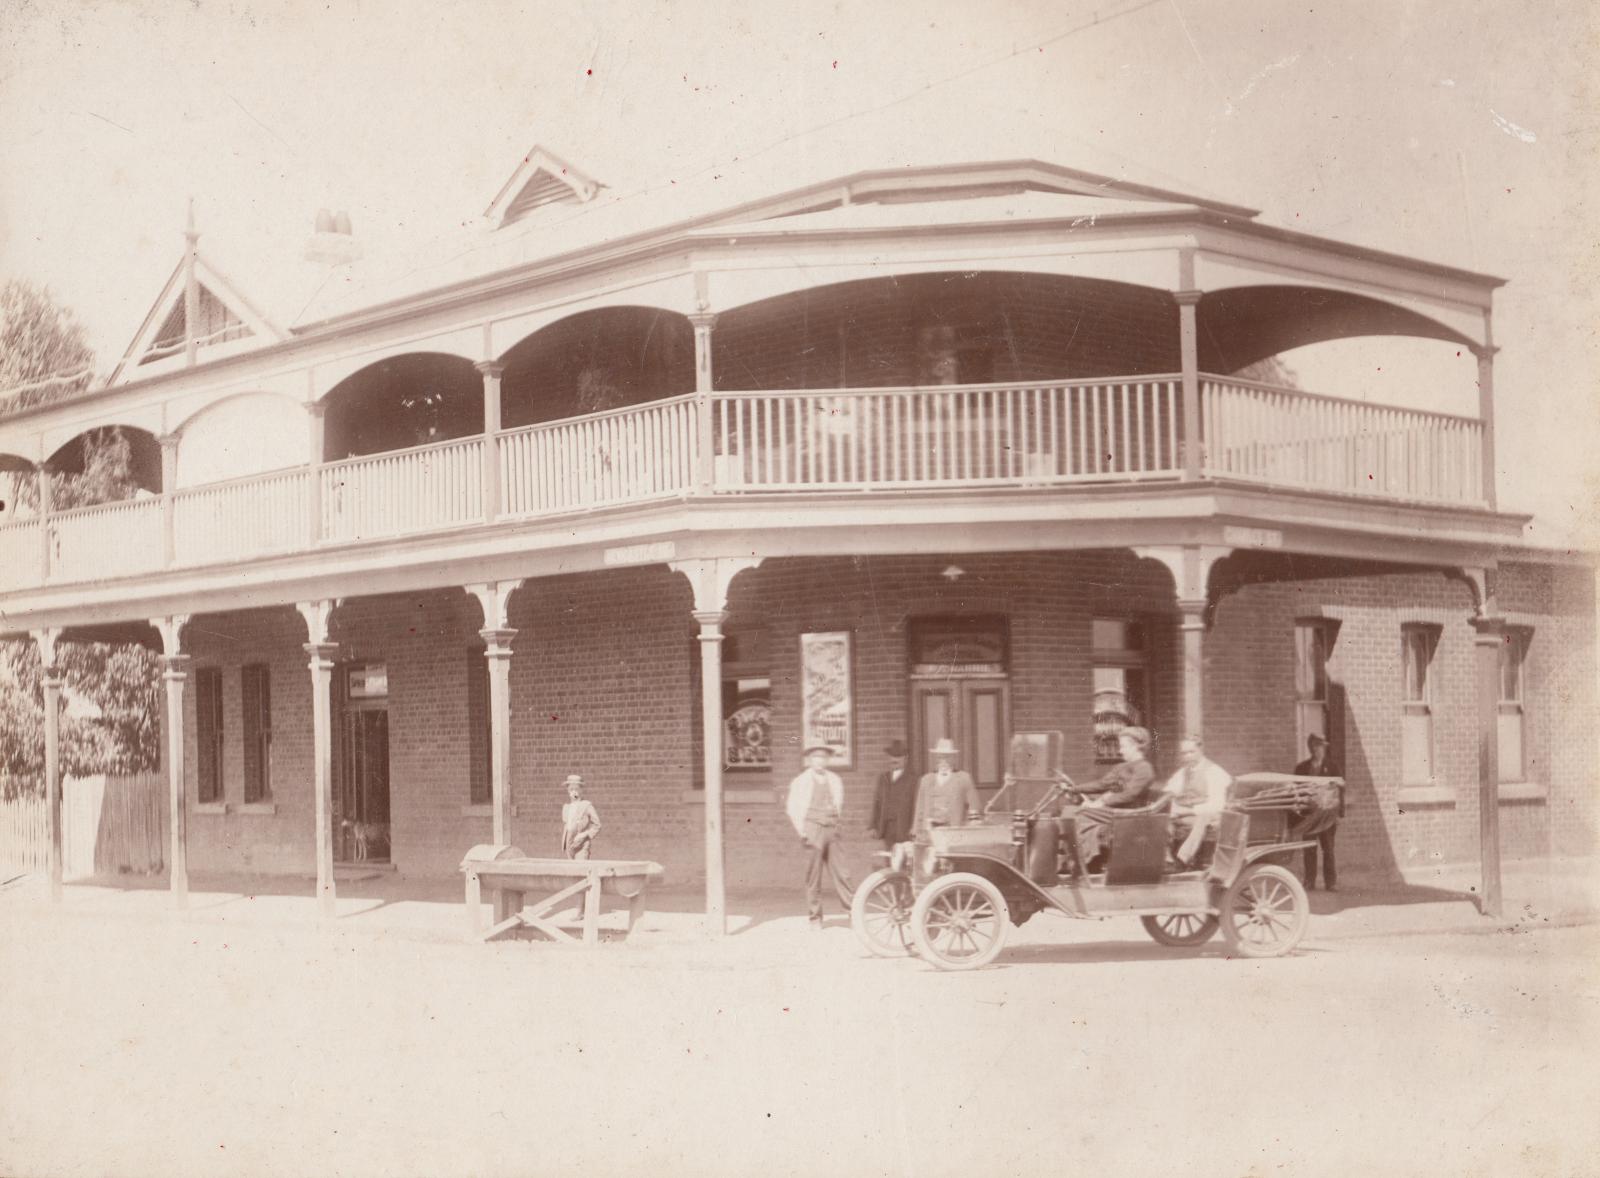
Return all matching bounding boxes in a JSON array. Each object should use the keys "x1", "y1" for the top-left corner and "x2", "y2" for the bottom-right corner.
[{"x1": 785, "y1": 744, "x2": 856, "y2": 927}]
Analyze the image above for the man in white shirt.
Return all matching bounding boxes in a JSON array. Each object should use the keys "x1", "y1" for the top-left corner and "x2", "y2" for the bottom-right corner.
[
  {"x1": 1164, "y1": 735, "x2": 1232, "y2": 867},
  {"x1": 785, "y1": 744, "x2": 855, "y2": 927}
]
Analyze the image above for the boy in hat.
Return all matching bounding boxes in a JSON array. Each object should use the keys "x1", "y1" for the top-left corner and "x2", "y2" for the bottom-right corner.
[
  {"x1": 560, "y1": 774, "x2": 602, "y2": 860},
  {"x1": 868, "y1": 739, "x2": 916, "y2": 848},
  {"x1": 913, "y1": 737, "x2": 983, "y2": 838},
  {"x1": 785, "y1": 744, "x2": 856, "y2": 927},
  {"x1": 1294, "y1": 734, "x2": 1341, "y2": 890}
]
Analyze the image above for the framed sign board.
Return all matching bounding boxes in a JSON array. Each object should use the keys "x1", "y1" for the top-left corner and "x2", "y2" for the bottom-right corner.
[{"x1": 799, "y1": 631, "x2": 853, "y2": 768}]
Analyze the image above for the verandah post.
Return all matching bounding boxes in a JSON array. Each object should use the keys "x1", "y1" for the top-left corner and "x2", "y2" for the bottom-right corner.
[
  {"x1": 32, "y1": 628, "x2": 64, "y2": 903},
  {"x1": 690, "y1": 311, "x2": 717, "y2": 494}
]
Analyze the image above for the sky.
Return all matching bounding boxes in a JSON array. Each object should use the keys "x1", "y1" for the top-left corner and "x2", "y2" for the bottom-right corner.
[{"x1": 1, "y1": 0, "x2": 1596, "y2": 543}]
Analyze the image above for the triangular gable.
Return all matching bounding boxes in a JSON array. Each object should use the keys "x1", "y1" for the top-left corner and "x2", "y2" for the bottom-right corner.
[
  {"x1": 482, "y1": 146, "x2": 602, "y2": 229},
  {"x1": 109, "y1": 253, "x2": 283, "y2": 385}
]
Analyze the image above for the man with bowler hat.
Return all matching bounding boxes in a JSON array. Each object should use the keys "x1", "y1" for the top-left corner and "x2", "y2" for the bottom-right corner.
[
  {"x1": 1295, "y1": 733, "x2": 1341, "y2": 891},
  {"x1": 913, "y1": 737, "x2": 983, "y2": 838},
  {"x1": 868, "y1": 739, "x2": 916, "y2": 848},
  {"x1": 785, "y1": 743, "x2": 856, "y2": 927}
]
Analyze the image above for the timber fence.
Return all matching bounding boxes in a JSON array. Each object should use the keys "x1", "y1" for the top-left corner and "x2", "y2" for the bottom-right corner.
[{"x1": 0, "y1": 772, "x2": 165, "y2": 879}]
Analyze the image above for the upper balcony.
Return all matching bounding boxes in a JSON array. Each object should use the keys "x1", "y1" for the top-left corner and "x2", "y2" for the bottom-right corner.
[
  {"x1": 0, "y1": 239, "x2": 1510, "y2": 605},
  {"x1": 0, "y1": 371, "x2": 1488, "y2": 595}
]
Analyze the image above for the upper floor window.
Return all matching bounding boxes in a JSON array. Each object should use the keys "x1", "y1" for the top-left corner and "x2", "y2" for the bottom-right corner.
[{"x1": 1400, "y1": 624, "x2": 1440, "y2": 785}]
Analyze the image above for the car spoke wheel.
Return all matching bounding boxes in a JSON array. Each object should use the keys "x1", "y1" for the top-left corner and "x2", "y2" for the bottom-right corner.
[
  {"x1": 1140, "y1": 912, "x2": 1220, "y2": 947},
  {"x1": 851, "y1": 869, "x2": 916, "y2": 958},
  {"x1": 1221, "y1": 863, "x2": 1309, "y2": 958},
  {"x1": 910, "y1": 872, "x2": 1009, "y2": 971}
]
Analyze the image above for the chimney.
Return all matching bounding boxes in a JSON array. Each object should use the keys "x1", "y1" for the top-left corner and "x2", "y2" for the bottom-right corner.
[{"x1": 304, "y1": 208, "x2": 362, "y2": 264}]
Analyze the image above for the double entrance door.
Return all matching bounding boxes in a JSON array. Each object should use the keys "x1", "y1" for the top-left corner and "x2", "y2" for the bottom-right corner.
[
  {"x1": 910, "y1": 677, "x2": 1010, "y2": 796},
  {"x1": 336, "y1": 664, "x2": 391, "y2": 863}
]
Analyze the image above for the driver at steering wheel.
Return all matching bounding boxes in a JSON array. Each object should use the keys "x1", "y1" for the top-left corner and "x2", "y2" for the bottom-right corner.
[{"x1": 1074, "y1": 726, "x2": 1157, "y2": 872}]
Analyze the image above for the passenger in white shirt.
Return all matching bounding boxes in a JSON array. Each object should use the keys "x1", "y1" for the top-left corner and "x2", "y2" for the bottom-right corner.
[{"x1": 1163, "y1": 735, "x2": 1232, "y2": 867}]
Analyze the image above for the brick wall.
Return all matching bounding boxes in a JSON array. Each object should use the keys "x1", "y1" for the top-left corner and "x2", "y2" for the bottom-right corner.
[{"x1": 173, "y1": 551, "x2": 1594, "y2": 892}]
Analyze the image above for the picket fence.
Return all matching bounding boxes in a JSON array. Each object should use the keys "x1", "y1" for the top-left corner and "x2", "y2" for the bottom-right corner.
[{"x1": 0, "y1": 772, "x2": 165, "y2": 879}]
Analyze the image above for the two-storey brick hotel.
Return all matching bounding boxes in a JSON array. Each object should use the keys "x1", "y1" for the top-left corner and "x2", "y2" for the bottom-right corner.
[{"x1": 2, "y1": 146, "x2": 1592, "y2": 926}]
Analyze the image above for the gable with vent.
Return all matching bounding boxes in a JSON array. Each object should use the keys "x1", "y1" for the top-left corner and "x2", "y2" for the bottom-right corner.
[
  {"x1": 483, "y1": 147, "x2": 602, "y2": 229},
  {"x1": 109, "y1": 255, "x2": 282, "y2": 385}
]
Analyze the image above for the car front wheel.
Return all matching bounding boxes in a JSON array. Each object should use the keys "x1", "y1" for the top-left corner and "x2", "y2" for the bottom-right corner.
[
  {"x1": 851, "y1": 869, "x2": 915, "y2": 958},
  {"x1": 910, "y1": 872, "x2": 1010, "y2": 971}
]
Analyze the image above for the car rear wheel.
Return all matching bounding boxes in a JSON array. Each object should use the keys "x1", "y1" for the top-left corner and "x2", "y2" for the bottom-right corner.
[
  {"x1": 1220, "y1": 863, "x2": 1308, "y2": 958},
  {"x1": 910, "y1": 872, "x2": 1009, "y2": 971},
  {"x1": 1140, "y1": 913, "x2": 1220, "y2": 947},
  {"x1": 851, "y1": 869, "x2": 915, "y2": 958}
]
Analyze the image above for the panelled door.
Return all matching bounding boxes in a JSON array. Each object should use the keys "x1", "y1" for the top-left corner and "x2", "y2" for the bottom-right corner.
[
  {"x1": 910, "y1": 679, "x2": 1011, "y2": 795},
  {"x1": 336, "y1": 663, "x2": 392, "y2": 863}
]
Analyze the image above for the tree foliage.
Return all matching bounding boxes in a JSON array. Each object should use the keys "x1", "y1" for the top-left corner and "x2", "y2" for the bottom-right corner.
[
  {"x1": 0, "y1": 283, "x2": 161, "y2": 792},
  {"x1": 0, "y1": 277, "x2": 95, "y2": 415}
]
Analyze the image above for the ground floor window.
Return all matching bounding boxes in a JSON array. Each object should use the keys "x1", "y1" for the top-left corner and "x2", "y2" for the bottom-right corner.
[
  {"x1": 1091, "y1": 618, "x2": 1146, "y2": 764},
  {"x1": 1401, "y1": 623, "x2": 1440, "y2": 784},
  {"x1": 195, "y1": 666, "x2": 224, "y2": 804},
  {"x1": 465, "y1": 648, "x2": 491, "y2": 805},
  {"x1": 1498, "y1": 627, "x2": 1531, "y2": 783},
  {"x1": 1294, "y1": 619, "x2": 1337, "y2": 757},
  {"x1": 241, "y1": 663, "x2": 271, "y2": 803}
]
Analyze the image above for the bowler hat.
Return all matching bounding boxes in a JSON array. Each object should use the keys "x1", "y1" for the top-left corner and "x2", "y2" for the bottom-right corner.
[
  {"x1": 802, "y1": 743, "x2": 836, "y2": 758},
  {"x1": 929, "y1": 737, "x2": 960, "y2": 757},
  {"x1": 885, "y1": 739, "x2": 909, "y2": 757},
  {"x1": 563, "y1": 774, "x2": 584, "y2": 786},
  {"x1": 1307, "y1": 733, "x2": 1329, "y2": 747}
]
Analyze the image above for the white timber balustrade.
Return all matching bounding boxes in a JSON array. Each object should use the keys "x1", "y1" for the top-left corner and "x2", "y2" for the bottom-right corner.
[
  {"x1": 0, "y1": 519, "x2": 42, "y2": 591},
  {"x1": 709, "y1": 379, "x2": 1184, "y2": 490},
  {"x1": 320, "y1": 435, "x2": 484, "y2": 542},
  {"x1": 1201, "y1": 376, "x2": 1484, "y2": 505},
  {"x1": 173, "y1": 468, "x2": 312, "y2": 565},
  {"x1": 3, "y1": 376, "x2": 1500, "y2": 590},
  {"x1": 498, "y1": 394, "x2": 698, "y2": 517},
  {"x1": 47, "y1": 496, "x2": 164, "y2": 583}
]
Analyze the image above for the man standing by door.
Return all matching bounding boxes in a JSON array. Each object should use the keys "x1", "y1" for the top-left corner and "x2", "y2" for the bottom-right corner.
[
  {"x1": 868, "y1": 739, "x2": 916, "y2": 848},
  {"x1": 914, "y1": 737, "x2": 983, "y2": 837},
  {"x1": 1294, "y1": 733, "x2": 1341, "y2": 891},
  {"x1": 785, "y1": 744, "x2": 856, "y2": 928}
]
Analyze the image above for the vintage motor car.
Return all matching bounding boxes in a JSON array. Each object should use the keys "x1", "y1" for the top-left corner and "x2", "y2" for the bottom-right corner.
[{"x1": 851, "y1": 733, "x2": 1342, "y2": 970}]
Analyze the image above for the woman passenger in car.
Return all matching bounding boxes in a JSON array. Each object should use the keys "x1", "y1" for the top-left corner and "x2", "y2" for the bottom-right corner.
[{"x1": 1074, "y1": 726, "x2": 1157, "y2": 872}]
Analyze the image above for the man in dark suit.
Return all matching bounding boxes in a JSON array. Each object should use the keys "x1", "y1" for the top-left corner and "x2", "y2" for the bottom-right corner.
[
  {"x1": 867, "y1": 740, "x2": 916, "y2": 848},
  {"x1": 1295, "y1": 733, "x2": 1341, "y2": 891}
]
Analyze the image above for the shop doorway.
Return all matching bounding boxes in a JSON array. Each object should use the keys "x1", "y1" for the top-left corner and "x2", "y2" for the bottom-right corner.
[
  {"x1": 907, "y1": 615, "x2": 1011, "y2": 795},
  {"x1": 337, "y1": 662, "x2": 392, "y2": 863}
]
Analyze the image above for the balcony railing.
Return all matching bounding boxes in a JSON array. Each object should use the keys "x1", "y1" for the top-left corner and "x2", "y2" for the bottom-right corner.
[
  {"x1": 0, "y1": 375, "x2": 1487, "y2": 593},
  {"x1": 1203, "y1": 377, "x2": 1483, "y2": 504}
]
